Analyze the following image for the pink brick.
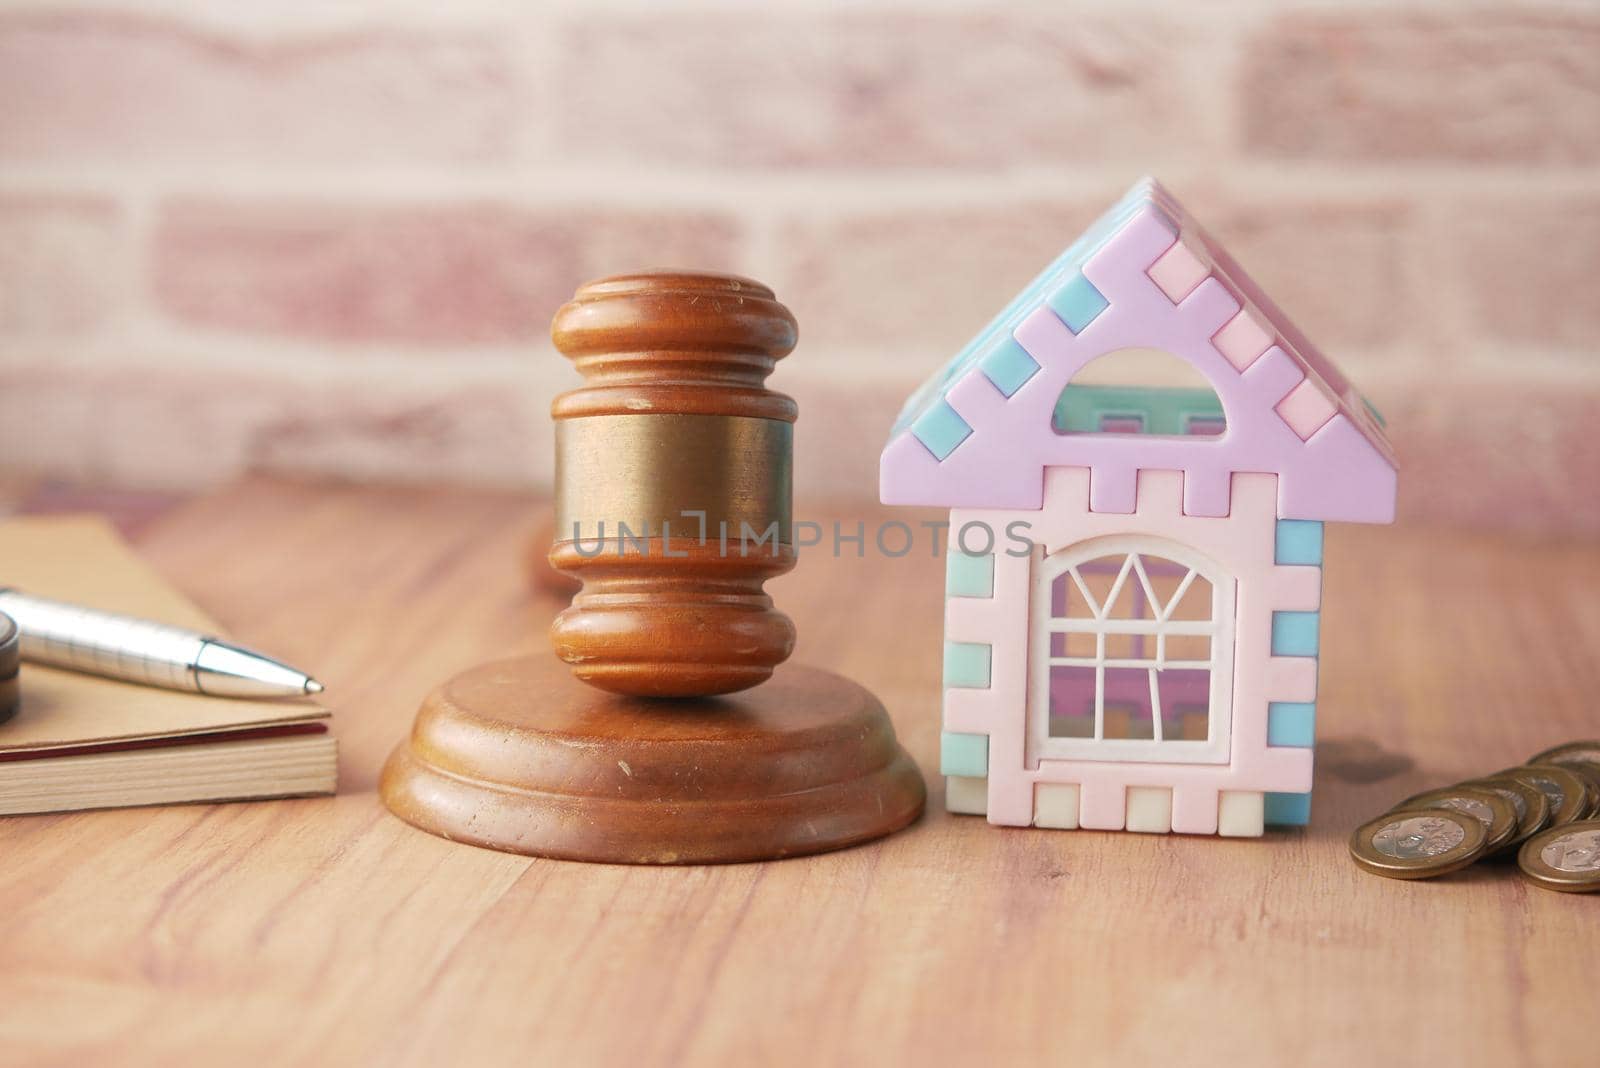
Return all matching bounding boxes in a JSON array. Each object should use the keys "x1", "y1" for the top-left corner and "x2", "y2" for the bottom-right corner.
[
  {"x1": 784, "y1": 370, "x2": 915, "y2": 504},
  {"x1": 0, "y1": 360, "x2": 541, "y2": 488},
  {"x1": 152, "y1": 200, "x2": 741, "y2": 344},
  {"x1": 1242, "y1": 14, "x2": 1600, "y2": 164},
  {"x1": 1447, "y1": 200, "x2": 1600, "y2": 350},
  {"x1": 557, "y1": 14, "x2": 1219, "y2": 167},
  {"x1": 1378, "y1": 375, "x2": 1600, "y2": 535},
  {"x1": 1209, "y1": 199, "x2": 1410, "y2": 350},
  {"x1": 1275, "y1": 378, "x2": 1338, "y2": 441},
  {"x1": 1146, "y1": 240, "x2": 1208, "y2": 303},
  {"x1": 0, "y1": 196, "x2": 123, "y2": 335},
  {"x1": 776, "y1": 202, "x2": 1104, "y2": 353},
  {"x1": 0, "y1": 13, "x2": 517, "y2": 164},
  {"x1": 1210, "y1": 309, "x2": 1273, "y2": 372}
]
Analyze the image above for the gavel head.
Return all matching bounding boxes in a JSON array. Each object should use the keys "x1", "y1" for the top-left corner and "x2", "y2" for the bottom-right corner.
[{"x1": 547, "y1": 271, "x2": 799, "y2": 698}]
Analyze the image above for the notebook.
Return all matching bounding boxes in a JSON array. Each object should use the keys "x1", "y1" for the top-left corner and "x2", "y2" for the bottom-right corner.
[{"x1": 0, "y1": 516, "x2": 336, "y2": 816}]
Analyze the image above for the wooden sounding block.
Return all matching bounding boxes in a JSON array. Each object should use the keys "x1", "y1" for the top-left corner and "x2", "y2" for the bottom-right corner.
[
  {"x1": 381, "y1": 656, "x2": 923, "y2": 863},
  {"x1": 381, "y1": 270, "x2": 925, "y2": 863}
]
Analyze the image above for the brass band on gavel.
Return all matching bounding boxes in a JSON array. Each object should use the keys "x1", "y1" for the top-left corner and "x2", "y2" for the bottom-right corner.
[
  {"x1": 553, "y1": 414, "x2": 792, "y2": 551},
  {"x1": 547, "y1": 271, "x2": 799, "y2": 698}
]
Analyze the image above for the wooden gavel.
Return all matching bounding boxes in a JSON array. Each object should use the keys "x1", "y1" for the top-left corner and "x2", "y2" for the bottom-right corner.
[
  {"x1": 384, "y1": 268, "x2": 925, "y2": 864},
  {"x1": 547, "y1": 271, "x2": 799, "y2": 698}
]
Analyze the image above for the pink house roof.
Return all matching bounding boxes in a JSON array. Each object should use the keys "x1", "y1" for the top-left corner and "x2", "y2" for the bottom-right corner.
[{"x1": 879, "y1": 179, "x2": 1397, "y2": 523}]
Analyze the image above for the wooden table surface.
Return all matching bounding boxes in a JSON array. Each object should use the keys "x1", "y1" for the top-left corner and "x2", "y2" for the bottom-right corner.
[{"x1": 0, "y1": 478, "x2": 1594, "y2": 1067}]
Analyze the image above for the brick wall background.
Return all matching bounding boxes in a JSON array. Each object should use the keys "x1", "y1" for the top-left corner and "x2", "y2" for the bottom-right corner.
[{"x1": 1, "y1": 1, "x2": 1596, "y2": 533}]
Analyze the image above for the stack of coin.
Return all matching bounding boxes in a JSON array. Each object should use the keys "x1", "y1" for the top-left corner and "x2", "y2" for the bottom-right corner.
[{"x1": 1350, "y1": 738, "x2": 1600, "y2": 891}]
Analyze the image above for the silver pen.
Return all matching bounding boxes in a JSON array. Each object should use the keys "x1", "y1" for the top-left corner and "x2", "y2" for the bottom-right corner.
[{"x1": 0, "y1": 588, "x2": 323, "y2": 699}]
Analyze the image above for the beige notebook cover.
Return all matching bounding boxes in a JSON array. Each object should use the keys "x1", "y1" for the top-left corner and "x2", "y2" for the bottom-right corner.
[
  {"x1": 0, "y1": 516, "x2": 335, "y2": 814},
  {"x1": 0, "y1": 515, "x2": 331, "y2": 753}
]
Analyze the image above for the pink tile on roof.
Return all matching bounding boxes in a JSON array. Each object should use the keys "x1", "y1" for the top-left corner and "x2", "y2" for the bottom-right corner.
[
  {"x1": 1211, "y1": 308, "x2": 1274, "y2": 372},
  {"x1": 1276, "y1": 378, "x2": 1340, "y2": 441},
  {"x1": 1147, "y1": 239, "x2": 1210, "y2": 303}
]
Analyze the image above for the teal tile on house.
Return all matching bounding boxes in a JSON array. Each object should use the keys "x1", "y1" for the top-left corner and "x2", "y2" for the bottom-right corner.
[
  {"x1": 946, "y1": 551, "x2": 995, "y2": 598},
  {"x1": 1274, "y1": 519, "x2": 1324, "y2": 566},
  {"x1": 944, "y1": 641, "x2": 992, "y2": 688},
  {"x1": 940, "y1": 731, "x2": 989, "y2": 777},
  {"x1": 1267, "y1": 702, "x2": 1316, "y2": 747},
  {"x1": 1271, "y1": 611, "x2": 1320, "y2": 657},
  {"x1": 1047, "y1": 272, "x2": 1109, "y2": 334},
  {"x1": 910, "y1": 398, "x2": 972, "y2": 460},
  {"x1": 977, "y1": 337, "x2": 1040, "y2": 398},
  {"x1": 1264, "y1": 791, "x2": 1312, "y2": 826}
]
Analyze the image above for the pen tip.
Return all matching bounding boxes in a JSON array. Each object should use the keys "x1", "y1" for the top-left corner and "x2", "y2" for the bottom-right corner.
[{"x1": 305, "y1": 679, "x2": 325, "y2": 695}]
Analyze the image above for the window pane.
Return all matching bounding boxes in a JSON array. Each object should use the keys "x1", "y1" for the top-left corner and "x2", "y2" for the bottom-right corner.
[
  {"x1": 1051, "y1": 631, "x2": 1097, "y2": 658},
  {"x1": 1104, "y1": 632, "x2": 1153, "y2": 659},
  {"x1": 1167, "y1": 574, "x2": 1213, "y2": 621},
  {"x1": 1101, "y1": 560, "x2": 1147, "y2": 621},
  {"x1": 1103, "y1": 667, "x2": 1155, "y2": 740},
  {"x1": 1047, "y1": 664, "x2": 1096, "y2": 738},
  {"x1": 1104, "y1": 705, "x2": 1158, "y2": 741},
  {"x1": 1157, "y1": 668, "x2": 1210, "y2": 742},
  {"x1": 1077, "y1": 556, "x2": 1123, "y2": 615},
  {"x1": 1142, "y1": 557, "x2": 1189, "y2": 614},
  {"x1": 1163, "y1": 634, "x2": 1210, "y2": 662}
]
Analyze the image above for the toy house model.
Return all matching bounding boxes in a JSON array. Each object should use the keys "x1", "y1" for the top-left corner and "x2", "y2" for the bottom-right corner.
[{"x1": 880, "y1": 179, "x2": 1397, "y2": 837}]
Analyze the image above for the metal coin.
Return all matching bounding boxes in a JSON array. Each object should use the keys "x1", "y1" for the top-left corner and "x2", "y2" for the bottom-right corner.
[
  {"x1": 1389, "y1": 786, "x2": 1518, "y2": 855},
  {"x1": 1458, "y1": 776, "x2": 1550, "y2": 856},
  {"x1": 1497, "y1": 764, "x2": 1589, "y2": 827},
  {"x1": 1526, "y1": 739, "x2": 1600, "y2": 767},
  {"x1": 1530, "y1": 758, "x2": 1600, "y2": 818},
  {"x1": 1516, "y1": 818, "x2": 1600, "y2": 893},
  {"x1": 1350, "y1": 808, "x2": 1487, "y2": 880}
]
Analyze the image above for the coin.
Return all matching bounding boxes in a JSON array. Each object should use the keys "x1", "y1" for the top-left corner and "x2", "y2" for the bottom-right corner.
[
  {"x1": 1527, "y1": 739, "x2": 1600, "y2": 767},
  {"x1": 1523, "y1": 739, "x2": 1600, "y2": 813},
  {"x1": 1459, "y1": 776, "x2": 1550, "y2": 856},
  {"x1": 1550, "y1": 760, "x2": 1600, "y2": 817},
  {"x1": 1531, "y1": 758, "x2": 1600, "y2": 818},
  {"x1": 1350, "y1": 808, "x2": 1488, "y2": 880},
  {"x1": 1516, "y1": 818, "x2": 1600, "y2": 893},
  {"x1": 1390, "y1": 786, "x2": 1518, "y2": 855},
  {"x1": 1498, "y1": 764, "x2": 1589, "y2": 827}
]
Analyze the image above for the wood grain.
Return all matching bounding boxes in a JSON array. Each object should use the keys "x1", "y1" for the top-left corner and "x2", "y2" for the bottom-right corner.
[{"x1": 0, "y1": 477, "x2": 1595, "y2": 1066}]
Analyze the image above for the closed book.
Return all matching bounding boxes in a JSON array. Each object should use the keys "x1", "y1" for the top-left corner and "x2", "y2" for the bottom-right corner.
[{"x1": 0, "y1": 516, "x2": 335, "y2": 816}]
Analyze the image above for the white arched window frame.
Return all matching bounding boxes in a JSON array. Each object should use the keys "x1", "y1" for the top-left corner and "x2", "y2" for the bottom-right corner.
[{"x1": 1028, "y1": 534, "x2": 1235, "y2": 766}]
